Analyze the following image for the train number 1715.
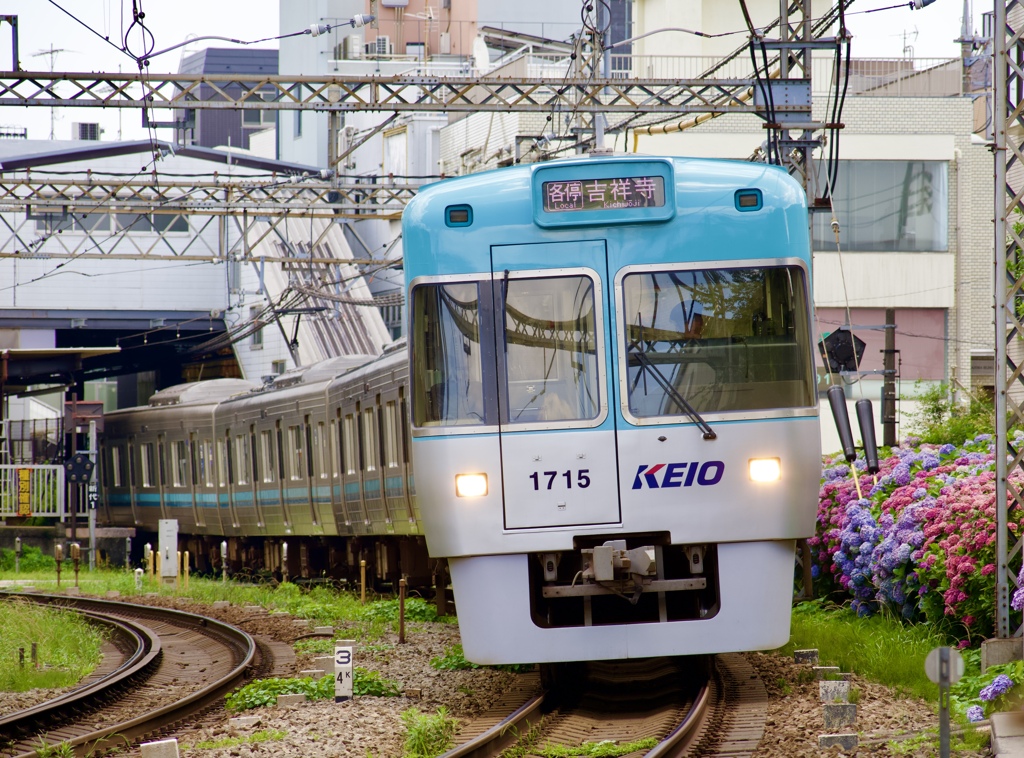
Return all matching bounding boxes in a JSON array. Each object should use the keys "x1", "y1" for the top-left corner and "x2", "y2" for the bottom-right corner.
[{"x1": 528, "y1": 470, "x2": 591, "y2": 490}]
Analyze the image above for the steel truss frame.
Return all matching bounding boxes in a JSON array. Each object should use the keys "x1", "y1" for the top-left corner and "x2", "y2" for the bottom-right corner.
[
  {"x1": 0, "y1": 71, "x2": 764, "y2": 115},
  {"x1": 996, "y1": 0, "x2": 1024, "y2": 638},
  {"x1": 0, "y1": 2, "x2": 833, "y2": 264}
]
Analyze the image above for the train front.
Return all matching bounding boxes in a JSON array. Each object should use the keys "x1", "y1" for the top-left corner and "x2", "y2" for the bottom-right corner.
[{"x1": 403, "y1": 156, "x2": 821, "y2": 664}]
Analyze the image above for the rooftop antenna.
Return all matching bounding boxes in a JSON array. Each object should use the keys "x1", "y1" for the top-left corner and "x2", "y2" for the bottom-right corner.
[{"x1": 32, "y1": 45, "x2": 69, "y2": 139}]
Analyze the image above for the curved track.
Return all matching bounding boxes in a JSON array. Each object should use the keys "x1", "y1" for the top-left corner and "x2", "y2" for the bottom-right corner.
[
  {"x1": 0, "y1": 594, "x2": 255, "y2": 758},
  {"x1": 443, "y1": 653, "x2": 766, "y2": 758}
]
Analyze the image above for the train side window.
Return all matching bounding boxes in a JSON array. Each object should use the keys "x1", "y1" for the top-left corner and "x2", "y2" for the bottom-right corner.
[
  {"x1": 157, "y1": 437, "x2": 167, "y2": 487},
  {"x1": 317, "y1": 422, "x2": 330, "y2": 479},
  {"x1": 276, "y1": 422, "x2": 286, "y2": 481},
  {"x1": 329, "y1": 418, "x2": 339, "y2": 479},
  {"x1": 189, "y1": 435, "x2": 198, "y2": 487},
  {"x1": 171, "y1": 440, "x2": 187, "y2": 487},
  {"x1": 362, "y1": 408, "x2": 377, "y2": 472},
  {"x1": 234, "y1": 434, "x2": 249, "y2": 486},
  {"x1": 218, "y1": 438, "x2": 230, "y2": 488},
  {"x1": 128, "y1": 442, "x2": 137, "y2": 487},
  {"x1": 410, "y1": 282, "x2": 489, "y2": 427},
  {"x1": 140, "y1": 442, "x2": 155, "y2": 488},
  {"x1": 288, "y1": 426, "x2": 304, "y2": 480},
  {"x1": 399, "y1": 390, "x2": 410, "y2": 464},
  {"x1": 304, "y1": 417, "x2": 315, "y2": 479},
  {"x1": 383, "y1": 401, "x2": 400, "y2": 469},
  {"x1": 200, "y1": 440, "x2": 214, "y2": 487},
  {"x1": 249, "y1": 428, "x2": 259, "y2": 485},
  {"x1": 111, "y1": 446, "x2": 123, "y2": 487},
  {"x1": 343, "y1": 414, "x2": 357, "y2": 476},
  {"x1": 260, "y1": 430, "x2": 275, "y2": 483}
]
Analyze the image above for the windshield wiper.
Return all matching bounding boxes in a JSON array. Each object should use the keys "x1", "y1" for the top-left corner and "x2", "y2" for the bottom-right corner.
[{"x1": 630, "y1": 348, "x2": 717, "y2": 440}]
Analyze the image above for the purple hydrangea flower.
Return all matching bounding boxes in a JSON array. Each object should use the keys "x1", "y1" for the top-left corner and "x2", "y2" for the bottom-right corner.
[
  {"x1": 967, "y1": 705, "x2": 985, "y2": 722},
  {"x1": 980, "y1": 674, "x2": 1014, "y2": 701}
]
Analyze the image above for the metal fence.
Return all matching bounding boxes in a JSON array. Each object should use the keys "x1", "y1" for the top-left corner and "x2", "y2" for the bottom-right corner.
[{"x1": 0, "y1": 465, "x2": 65, "y2": 519}]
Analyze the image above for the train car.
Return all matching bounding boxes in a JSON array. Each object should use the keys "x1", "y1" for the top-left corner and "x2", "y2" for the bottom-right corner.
[
  {"x1": 402, "y1": 155, "x2": 821, "y2": 664},
  {"x1": 99, "y1": 348, "x2": 431, "y2": 583}
]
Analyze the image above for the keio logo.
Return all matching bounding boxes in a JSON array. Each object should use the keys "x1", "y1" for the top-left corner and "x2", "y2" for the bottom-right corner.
[{"x1": 631, "y1": 461, "x2": 725, "y2": 490}]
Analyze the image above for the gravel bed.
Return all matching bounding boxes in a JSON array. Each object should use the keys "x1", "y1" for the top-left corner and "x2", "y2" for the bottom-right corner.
[{"x1": 0, "y1": 593, "x2": 997, "y2": 756}]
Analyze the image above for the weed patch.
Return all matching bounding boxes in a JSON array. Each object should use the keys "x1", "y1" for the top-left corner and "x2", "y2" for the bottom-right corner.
[{"x1": 401, "y1": 707, "x2": 458, "y2": 757}]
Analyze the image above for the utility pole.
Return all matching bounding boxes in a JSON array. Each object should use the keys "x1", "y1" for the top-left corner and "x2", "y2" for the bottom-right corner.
[{"x1": 882, "y1": 308, "x2": 897, "y2": 447}]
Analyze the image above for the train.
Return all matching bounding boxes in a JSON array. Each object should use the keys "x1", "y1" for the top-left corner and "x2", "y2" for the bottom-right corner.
[{"x1": 100, "y1": 153, "x2": 821, "y2": 665}]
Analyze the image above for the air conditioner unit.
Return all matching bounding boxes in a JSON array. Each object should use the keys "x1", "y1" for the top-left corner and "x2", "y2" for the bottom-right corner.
[
  {"x1": 343, "y1": 34, "x2": 363, "y2": 60},
  {"x1": 365, "y1": 35, "x2": 392, "y2": 57},
  {"x1": 74, "y1": 122, "x2": 101, "y2": 140}
]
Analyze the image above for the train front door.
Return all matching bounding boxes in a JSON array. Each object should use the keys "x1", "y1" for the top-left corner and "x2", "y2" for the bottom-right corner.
[{"x1": 490, "y1": 241, "x2": 621, "y2": 529}]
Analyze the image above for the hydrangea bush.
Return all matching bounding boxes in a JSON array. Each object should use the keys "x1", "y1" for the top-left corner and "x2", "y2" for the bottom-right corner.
[{"x1": 812, "y1": 432, "x2": 1024, "y2": 640}]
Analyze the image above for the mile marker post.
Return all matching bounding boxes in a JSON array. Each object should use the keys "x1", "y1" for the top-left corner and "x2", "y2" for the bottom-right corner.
[
  {"x1": 926, "y1": 646, "x2": 965, "y2": 758},
  {"x1": 334, "y1": 639, "x2": 355, "y2": 702}
]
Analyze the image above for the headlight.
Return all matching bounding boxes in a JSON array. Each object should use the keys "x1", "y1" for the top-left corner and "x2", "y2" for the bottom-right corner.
[
  {"x1": 455, "y1": 473, "x2": 488, "y2": 497},
  {"x1": 749, "y1": 458, "x2": 781, "y2": 482}
]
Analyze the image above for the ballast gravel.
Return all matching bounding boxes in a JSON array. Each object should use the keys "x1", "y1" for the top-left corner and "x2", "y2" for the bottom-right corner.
[{"x1": 0, "y1": 594, "x2": 995, "y2": 757}]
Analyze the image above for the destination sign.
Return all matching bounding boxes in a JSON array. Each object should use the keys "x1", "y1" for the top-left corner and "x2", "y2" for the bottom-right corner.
[{"x1": 542, "y1": 176, "x2": 665, "y2": 213}]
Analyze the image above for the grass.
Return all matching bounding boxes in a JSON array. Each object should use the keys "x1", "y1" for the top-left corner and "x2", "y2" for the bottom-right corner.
[
  {"x1": 0, "y1": 599, "x2": 104, "y2": 691},
  {"x1": 785, "y1": 601, "x2": 992, "y2": 754},
  {"x1": 0, "y1": 568, "x2": 450, "y2": 635},
  {"x1": 184, "y1": 728, "x2": 286, "y2": 752},
  {"x1": 401, "y1": 707, "x2": 459, "y2": 758},
  {"x1": 782, "y1": 601, "x2": 949, "y2": 702}
]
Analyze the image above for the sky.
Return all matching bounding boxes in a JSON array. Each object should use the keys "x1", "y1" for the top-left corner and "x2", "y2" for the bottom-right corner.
[{"x1": 0, "y1": 0, "x2": 991, "y2": 143}]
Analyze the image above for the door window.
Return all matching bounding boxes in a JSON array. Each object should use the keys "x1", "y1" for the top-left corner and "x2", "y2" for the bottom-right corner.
[{"x1": 501, "y1": 275, "x2": 600, "y2": 424}]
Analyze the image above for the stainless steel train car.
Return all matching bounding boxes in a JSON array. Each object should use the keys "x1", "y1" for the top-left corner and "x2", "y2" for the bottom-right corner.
[
  {"x1": 101, "y1": 348, "x2": 430, "y2": 584},
  {"x1": 402, "y1": 155, "x2": 822, "y2": 664}
]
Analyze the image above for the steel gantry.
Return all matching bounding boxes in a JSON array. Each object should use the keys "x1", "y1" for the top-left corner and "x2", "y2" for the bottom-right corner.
[
  {"x1": 0, "y1": 0, "x2": 850, "y2": 268},
  {"x1": 995, "y1": 0, "x2": 1024, "y2": 639}
]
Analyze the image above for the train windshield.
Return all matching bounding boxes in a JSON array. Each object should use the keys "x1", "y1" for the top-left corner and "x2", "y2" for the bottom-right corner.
[
  {"x1": 411, "y1": 282, "x2": 488, "y2": 427},
  {"x1": 622, "y1": 265, "x2": 814, "y2": 419}
]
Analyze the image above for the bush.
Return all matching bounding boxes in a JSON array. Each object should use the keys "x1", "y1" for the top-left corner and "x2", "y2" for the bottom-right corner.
[
  {"x1": 906, "y1": 382, "x2": 994, "y2": 445},
  {"x1": 814, "y1": 433, "x2": 1018, "y2": 639},
  {"x1": 225, "y1": 676, "x2": 334, "y2": 711},
  {"x1": 359, "y1": 597, "x2": 438, "y2": 623},
  {"x1": 0, "y1": 545, "x2": 56, "y2": 572}
]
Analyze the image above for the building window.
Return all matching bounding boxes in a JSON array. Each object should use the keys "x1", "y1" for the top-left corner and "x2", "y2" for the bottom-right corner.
[
  {"x1": 250, "y1": 306, "x2": 264, "y2": 349},
  {"x1": 272, "y1": 359, "x2": 287, "y2": 374},
  {"x1": 295, "y1": 111, "x2": 303, "y2": 138},
  {"x1": 813, "y1": 160, "x2": 948, "y2": 252},
  {"x1": 114, "y1": 213, "x2": 189, "y2": 233}
]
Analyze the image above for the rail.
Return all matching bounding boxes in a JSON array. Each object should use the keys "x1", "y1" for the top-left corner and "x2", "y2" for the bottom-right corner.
[{"x1": 0, "y1": 593, "x2": 256, "y2": 757}]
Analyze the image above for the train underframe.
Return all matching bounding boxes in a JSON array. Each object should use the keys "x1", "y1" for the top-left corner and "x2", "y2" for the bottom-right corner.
[{"x1": 129, "y1": 532, "x2": 439, "y2": 593}]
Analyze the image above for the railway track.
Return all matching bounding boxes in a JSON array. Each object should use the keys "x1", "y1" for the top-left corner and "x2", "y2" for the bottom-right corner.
[
  {"x1": 443, "y1": 653, "x2": 767, "y2": 757},
  {"x1": 0, "y1": 593, "x2": 255, "y2": 758}
]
